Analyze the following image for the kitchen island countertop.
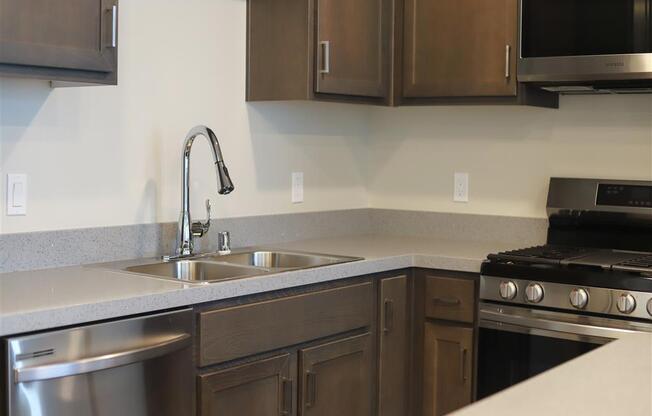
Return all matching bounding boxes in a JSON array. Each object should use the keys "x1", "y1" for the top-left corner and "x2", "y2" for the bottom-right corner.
[{"x1": 453, "y1": 331, "x2": 652, "y2": 416}]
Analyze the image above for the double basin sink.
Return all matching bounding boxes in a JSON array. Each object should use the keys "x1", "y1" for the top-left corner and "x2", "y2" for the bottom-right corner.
[{"x1": 104, "y1": 250, "x2": 363, "y2": 284}]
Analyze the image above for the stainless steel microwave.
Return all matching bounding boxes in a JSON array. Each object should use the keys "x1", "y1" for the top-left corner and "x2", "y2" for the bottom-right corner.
[{"x1": 518, "y1": 0, "x2": 652, "y2": 88}]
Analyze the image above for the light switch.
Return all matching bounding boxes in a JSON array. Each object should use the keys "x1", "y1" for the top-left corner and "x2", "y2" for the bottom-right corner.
[
  {"x1": 7, "y1": 174, "x2": 27, "y2": 216},
  {"x1": 292, "y1": 172, "x2": 304, "y2": 203}
]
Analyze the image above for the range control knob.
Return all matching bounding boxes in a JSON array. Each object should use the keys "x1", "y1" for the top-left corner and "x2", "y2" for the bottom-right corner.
[
  {"x1": 525, "y1": 283, "x2": 544, "y2": 303},
  {"x1": 569, "y1": 288, "x2": 589, "y2": 309},
  {"x1": 499, "y1": 281, "x2": 517, "y2": 300},
  {"x1": 617, "y1": 293, "x2": 637, "y2": 314},
  {"x1": 647, "y1": 299, "x2": 652, "y2": 317}
]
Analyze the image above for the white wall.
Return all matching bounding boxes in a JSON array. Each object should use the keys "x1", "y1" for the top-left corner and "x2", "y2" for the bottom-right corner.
[
  {"x1": 0, "y1": 0, "x2": 370, "y2": 234},
  {"x1": 1, "y1": 0, "x2": 651, "y2": 234},
  {"x1": 367, "y1": 95, "x2": 652, "y2": 218}
]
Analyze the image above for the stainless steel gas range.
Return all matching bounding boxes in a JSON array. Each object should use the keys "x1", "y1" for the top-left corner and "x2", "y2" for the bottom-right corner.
[{"x1": 477, "y1": 177, "x2": 652, "y2": 399}]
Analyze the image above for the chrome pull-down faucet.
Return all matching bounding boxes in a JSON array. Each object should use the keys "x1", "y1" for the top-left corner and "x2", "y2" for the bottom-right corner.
[{"x1": 174, "y1": 125, "x2": 234, "y2": 258}]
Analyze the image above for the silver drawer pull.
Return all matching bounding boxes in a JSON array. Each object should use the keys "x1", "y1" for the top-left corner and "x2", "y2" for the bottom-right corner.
[
  {"x1": 110, "y1": 5, "x2": 118, "y2": 48},
  {"x1": 14, "y1": 333, "x2": 190, "y2": 383},
  {"x1": 505, "y1": 44, "x2": 511, "y2": 78},
  {"x1": 320, "y1": 41, "x2": 330, "y2": 74},
  {"x1": 306, "y1": 370, "x2": 317, "y2": 407},
  {"x1": 459, "y1": 347, "x2": 468, "y2": 383},
  {"x1": 432, "y1": 297, "x2": 461, "y2": 306}
]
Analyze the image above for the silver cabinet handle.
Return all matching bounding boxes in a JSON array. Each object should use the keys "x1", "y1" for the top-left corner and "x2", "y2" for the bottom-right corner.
[
  {"x1": 320, "y1": 41, "x2": 330, "y2": 74},
  {"x1": 383, "y1": 298, "x2": 394, "y2": 333},
  {"x1": 432, "y1": 296, "x2": 461, "y2": 306},
  {"x1": 459, "y1": 347, "x2": 468, "y2": 383},
  {"x1": 281, "y1": 378, "x2": 293, "y2": 415},
  {"x1": 305, "y1": 370, "x2": 317, "y2": 407},
  {"x1": 505, "y1": 44, "x2": 511, "y2": 78},
  {"x1": 110, "y1": 4, "x2": 118, "y2": 48},
  {"x1": 14, "y1": 333, "x2": 190, "y2": 383}
]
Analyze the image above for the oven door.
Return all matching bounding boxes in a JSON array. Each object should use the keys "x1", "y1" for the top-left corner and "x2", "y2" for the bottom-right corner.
[
  {"x1": 477, "y1": 303, "x2": 652, "y2": 399},
  {"x1": 518, "y1": 0, "x2": 652, "y2": 82}
]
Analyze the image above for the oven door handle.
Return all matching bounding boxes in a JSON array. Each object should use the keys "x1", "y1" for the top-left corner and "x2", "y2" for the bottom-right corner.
[{"x1": 480, "y1": 308, "x2": 640, "y2": 344}]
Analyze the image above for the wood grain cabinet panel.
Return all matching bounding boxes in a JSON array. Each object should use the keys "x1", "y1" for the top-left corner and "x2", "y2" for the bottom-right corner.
[
  {"x1": 423, "y1": 323, "x2": 473, "y2": 416},
  {"x1": 247, "y1": 0, "x2": 392, "y2": 101},
  {"x1": 0, "y1": 0, "x2": 118, "y2": 84},
  {"x1": 247, "y1": 0, "x2": 311, "y2": 101},
  {"x1": 198, "y1": 282, "x2": 373, "y2": 367},
  {"x1": 199, "y1": 354, "x2": 296, "y2": 416},
  {"x1": 315, "y1": 0, "x2": 388, "y2": 97},
  {"x1": 378, "y1": 275, "x2": 409, "y2": 416},
  {"x1": 299, "y1": 333, "x2": 374, "y2": 416},
  {"x1": 402, "y1": 0, "x2": 518, "y2": 98},
  {"x1": 424, "y1": 275, "x2": 475, "y2": 324}
]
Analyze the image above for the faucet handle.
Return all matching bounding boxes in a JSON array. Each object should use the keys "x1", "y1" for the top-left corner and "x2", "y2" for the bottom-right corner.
[{"x1": 191, "y1": 199, "x2": 211, "y2": 237}]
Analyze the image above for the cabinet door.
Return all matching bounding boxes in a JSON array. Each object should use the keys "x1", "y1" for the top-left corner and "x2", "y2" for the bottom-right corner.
[
  {"x1": 0, "y1": 0, "x2": 118, "y2": 73},
  {"x1": 315, "y1": 0, "x2": 387, "y2": 97},
  {"x1": 199, "y1": 354, "x2": 296, "y2": 416},
  {"x1": 403, "y1": 0, "x2": 517, "y2": 98},
  {"x1": 423, "y1": 323, "x2": 473, "y2": 416},
  {"x1": 299, "y1": 333, "x2": 373, "y2": 416},
  {"x1": 378, "y1": 276, "x2": 409, "y2": 416}
]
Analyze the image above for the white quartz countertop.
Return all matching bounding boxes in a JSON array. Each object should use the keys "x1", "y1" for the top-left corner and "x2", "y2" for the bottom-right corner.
[
  {"x1": 0, "y1": 235, "x2": 519, "y2": 336},
  {"x1": 453, "y1": 332, "x2": 652, "y2": 416}
]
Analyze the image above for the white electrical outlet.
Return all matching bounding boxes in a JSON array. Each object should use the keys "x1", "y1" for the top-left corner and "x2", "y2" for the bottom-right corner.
[
  {"x1": 292, "y1": 172, "x2": 304, "y2": 203},
  {"x1": 7, "y1": 174, "x2": 27, "y2": 216},
  {"x1": 454, "y1": 172, "x2": 469, "y2": 203}
]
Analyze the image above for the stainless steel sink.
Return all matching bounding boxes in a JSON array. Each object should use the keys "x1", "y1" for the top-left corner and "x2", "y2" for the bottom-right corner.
[
  {"x1": 124, "y1": 261, "x2": 268, "y2": 283},
  {"x1": 92, "y1": 249, "x2": 362, "y2": 284},
  {"x1": 202, "y1": 250, "x2": 361, "y2": 270}
]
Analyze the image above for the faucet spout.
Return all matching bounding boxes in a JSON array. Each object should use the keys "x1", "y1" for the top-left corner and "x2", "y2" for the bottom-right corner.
[{"x1": 176, "y1": 125, "x2": 234, "y2": 257}]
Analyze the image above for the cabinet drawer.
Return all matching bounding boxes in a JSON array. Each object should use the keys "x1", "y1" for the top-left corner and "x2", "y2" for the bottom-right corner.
[
  {"x1": 424, "y1": 276, "x2": 475, "y2": 323},
  {"x1": 198, "y1": 282, "x2": 373, "y2": 367}
]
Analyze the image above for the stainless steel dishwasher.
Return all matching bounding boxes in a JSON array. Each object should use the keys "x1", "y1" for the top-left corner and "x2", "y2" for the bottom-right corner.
[{"x1": 3, "y1": 309, "x2": 194, "y2": 416}]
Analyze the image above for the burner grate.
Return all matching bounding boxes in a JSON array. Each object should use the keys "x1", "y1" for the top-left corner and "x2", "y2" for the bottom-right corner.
[
  {"x1": 614, "y1": 255, "x2": 652, "y2": 271},
  {"x1": 489, "y1": 245, "x2": 591, "y2": 264}
]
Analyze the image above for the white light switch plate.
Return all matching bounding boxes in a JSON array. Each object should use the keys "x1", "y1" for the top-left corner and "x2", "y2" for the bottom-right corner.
[
  {"x1": 292, "y1": 172, "x2": 304, "y2": 203},
  {"x1": 7, "y1": 174, "x2": 27, "y2": 216},
  {"x1": 454, "y1": 172, "x2": 469, "y2": 203}
]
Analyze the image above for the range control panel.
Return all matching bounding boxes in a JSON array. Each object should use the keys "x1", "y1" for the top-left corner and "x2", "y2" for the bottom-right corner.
[{"x1": 596, "y1": 183, "x2": 652, "y2": 208}]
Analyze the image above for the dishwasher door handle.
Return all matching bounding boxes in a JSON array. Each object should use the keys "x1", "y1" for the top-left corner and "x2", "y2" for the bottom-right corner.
[{"x1": 14, "y1": 333, "x2": 191, "y2": 383}]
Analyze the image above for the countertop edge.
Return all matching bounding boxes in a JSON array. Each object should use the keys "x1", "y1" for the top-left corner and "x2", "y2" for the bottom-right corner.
[{"x1": 0, "y1": 252, "x2": 482, "y2": 336}]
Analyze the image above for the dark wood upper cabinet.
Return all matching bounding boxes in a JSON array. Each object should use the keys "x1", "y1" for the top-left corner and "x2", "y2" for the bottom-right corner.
[
  {"x1": 247, "y1": 0, "x2": 557, "y2": 107},
  {"x1": 247, "y1": 0, "x2": 392, "y2": 103},
  {"x1": 423, "y1": 322, "x2": 473, "y2": 416},
  {"x1": 398, "y1": 0, "x2": 557, "y2": 106},
  {"x1": 402, "y1": 0, "x2": 518, "y2": 98},
  {"x1": 0, "y1": 0, "x2": 118, "y2": 84},
  {"x1": 247, "y1": 0, "x2": 311, "y2": 101},
  {"x1": 378, "y1": 275, "x2": 409, "y2": 416},
  {"x1": 198, "y1": 354, "x2": 296, "y2": 416},
  {"x1": 299, "y1": 333, "x2": 374, "y2": 416},
  {"x1": 315, "y1": 0, "x2": 388, "y2": 97}
]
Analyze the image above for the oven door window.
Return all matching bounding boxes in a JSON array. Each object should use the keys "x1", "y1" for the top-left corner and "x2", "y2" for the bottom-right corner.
[
  {"x1": 477, "y1": 327, "x2": 601, "y2": 399},
  {"x1": 521, "y1": 0, "x2": 652, "y2": 57}
]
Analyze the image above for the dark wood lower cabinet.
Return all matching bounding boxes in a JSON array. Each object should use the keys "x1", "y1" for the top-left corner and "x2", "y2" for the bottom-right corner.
[
  {"x1": 299, "y1": 333, "x2": 374, "y2": 416},
  {"x1": 422, "y1": 322, "x2": 473, "y2": 416},
  {"x1": 198, "y1": 354, "x2": 296, "y2": 416},
  {"x1": 195, "y1": 272, "x2": 479, "y2": 416},
  {"x1": 378, "y1": 275, "x2": 409, "y2": 416}
]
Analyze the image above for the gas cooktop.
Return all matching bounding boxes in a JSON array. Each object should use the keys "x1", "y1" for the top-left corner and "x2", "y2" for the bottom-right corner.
[
  {"x1": 489, "y1": 245, "x2": 652, "y2": 273},
  {"x1": 481, "y1": 178, "x2": 652, "y2": 320}
]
